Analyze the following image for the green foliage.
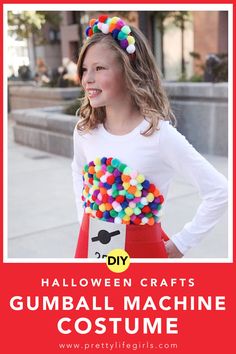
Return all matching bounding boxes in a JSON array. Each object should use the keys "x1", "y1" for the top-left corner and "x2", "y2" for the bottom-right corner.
[{"x1": 7, "y1": 11, "x2": 61, "y2": 40}]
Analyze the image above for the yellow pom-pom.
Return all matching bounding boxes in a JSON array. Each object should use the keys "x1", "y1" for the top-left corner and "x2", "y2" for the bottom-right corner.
[
  {"x1": 136, "y1": 174, "x2": 145, "y2": 183},
  {"x1": 125, "y1": 207, "x2": 133, "y2": 216},
  {"x1": 134, "y1": 190, "x2": 142, "y2": 197},
  {"x1": 110, "y1": 16, "x2": 120, "y2": 24},
  {"x1": 127, "y1": 35, "x2": 135, "y2": 45},
  {"x1": 123, "y1": 182, "x2": 130, "y2": 190},
  {"x1": 146, "y1": 193, "x2": 154, "y2": 202},
  {"x1": 99, "y1": 203, "x2": 106, "y2": 212},
  {"x1": 123, "y1": 215, "x2": 130, "y2": 222},
  {"x1": 94, "y1": 157, "x2": 101, "y2": 165}
]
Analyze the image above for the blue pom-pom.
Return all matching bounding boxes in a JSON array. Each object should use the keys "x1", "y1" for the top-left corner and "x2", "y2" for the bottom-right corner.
[
  {"x1": 112, "y1": 29, "x2": 120, "y2": 39},
  {"x1": 142, "y1": 180, "x2": 150, "y2": 189},
  {"x1": 103, "y1": 211, "x2": 110, "y2": 219},
  {"x1": 85, "y1": 26, "x2": 91, "y2": 37},
  {"x1": 101, "y1": 157, "x2": 107, "y2": 164},
  {"x1": 103, "y1": 182, "x2": 111, "y2": 189},
  {"x1": 115, "y1": 176, "x2": 122, "y2": 184},
  {"x1": 149, "y1": 202, "x2": 158, "y2": 210},
  {"x1": 121, "y1": 200, "x2": 129, "y2": 209}
]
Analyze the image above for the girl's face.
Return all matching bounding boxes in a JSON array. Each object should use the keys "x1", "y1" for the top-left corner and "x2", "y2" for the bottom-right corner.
[{"x1": 81, "y1": 42, "x2": 128, "y2": 109}]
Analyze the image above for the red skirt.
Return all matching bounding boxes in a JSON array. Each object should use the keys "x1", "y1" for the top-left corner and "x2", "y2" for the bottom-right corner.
[{"x1": 75, "y1": 214, "x2": 168, "y2": 258}]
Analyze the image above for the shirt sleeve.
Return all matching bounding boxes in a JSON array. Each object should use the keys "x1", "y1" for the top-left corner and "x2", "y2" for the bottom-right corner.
[
  {"x1": 159, "y1": 121, "x2": 228, "y2": 255},
  {"x1": 71, "y1": 127, "x2": 86, "y2": 224}
]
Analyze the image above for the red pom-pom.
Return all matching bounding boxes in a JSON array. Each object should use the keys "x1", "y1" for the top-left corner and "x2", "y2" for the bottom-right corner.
[
  {"x1": 88, "y1": 28, "x2": 93, "y2": 37},
  {"x1": 133, "y1": 217, "x2": 141, "y2": 225},
  {"x1": 102, "y1": 194, "x2": 109, "y2": 203},
  {"x1": 159, "y1": 195, "x2": 164, "y2": 204},
  {"x1": 96, "y1": 210, "x2": 103, "y2": 218},
  {"x1": 99, "y1": 15, "x2": 108, "y2": 23},
  {"x1": 106, "y1": 157, "x2": 113, "y2": 165},
  {"x1": 107, "y1": 175, "x2": 115, "y2": 185},
  {"x1": 148, "y1": 183, "x2": 156, "y2": 193},
  {"x1": 142, "y1": 206, "x2": 151, "y2": 214},
  {"x1": 88, "y1": 178, "x2": 93, "y2": 185},
  {"x1": 116, "y1": 195, "x2": 125, "y2": 203}
]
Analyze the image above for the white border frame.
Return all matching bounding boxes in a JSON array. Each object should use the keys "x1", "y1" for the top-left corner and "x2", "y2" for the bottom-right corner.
[{"x1": 3, "y1": 3, "x2": 233, "y2": 264}]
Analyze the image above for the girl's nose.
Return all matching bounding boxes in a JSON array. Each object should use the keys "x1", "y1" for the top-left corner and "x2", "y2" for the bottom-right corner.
[{"x1": 84, "y1": 70, "x2": 95, "y2": 84}]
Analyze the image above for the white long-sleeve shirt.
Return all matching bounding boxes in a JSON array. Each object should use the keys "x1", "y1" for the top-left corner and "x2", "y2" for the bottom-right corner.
[{"x1": 71, "y1": 119, "x2": 228, "y2": 255}]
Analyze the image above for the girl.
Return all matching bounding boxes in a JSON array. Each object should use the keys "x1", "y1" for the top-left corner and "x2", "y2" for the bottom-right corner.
[{"x1": 72, "y1": 15, "x2": 228, "y2": 259}]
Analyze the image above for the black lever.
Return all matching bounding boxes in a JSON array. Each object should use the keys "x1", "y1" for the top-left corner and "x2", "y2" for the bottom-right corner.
[{"x1": 92, "y1": 229, "x2": 120, "y2": 244}]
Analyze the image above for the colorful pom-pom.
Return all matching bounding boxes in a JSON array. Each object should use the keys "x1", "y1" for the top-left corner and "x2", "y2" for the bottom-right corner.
[
  {"x1": 126, "y1": 44, "x2": 136, "y2": 54},
  {"x1": 99, "y1": 15, "x2": 108, "y2": 23},
  {"x1": 82, "y1": 156, "x2": 164, "y2": 225},
  {"x1": 101, "y1": 23, "x2": 109, "y2": 34},
  {"x1": 89, "y1": 19, "x2": 97, "y2": 27},
  {"x1": 121, "y1": 25, "x2": 131, "y2": 35},
  {"x1": 85, "y1": 16, "x2": 136, "y2": 54}
]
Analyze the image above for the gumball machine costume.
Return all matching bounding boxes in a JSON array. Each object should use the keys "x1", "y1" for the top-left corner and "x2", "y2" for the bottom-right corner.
[{"x1": 75, "y1": 157, "x2": 169, "y2": 258}]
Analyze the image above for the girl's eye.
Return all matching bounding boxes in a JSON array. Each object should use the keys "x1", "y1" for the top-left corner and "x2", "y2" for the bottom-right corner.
[
  {"x1": 96, "y1": 66, "x2": 105, "y2": 71},
  {"x1": 81, "y1": 68, "x2": 87, "y2": 73}
]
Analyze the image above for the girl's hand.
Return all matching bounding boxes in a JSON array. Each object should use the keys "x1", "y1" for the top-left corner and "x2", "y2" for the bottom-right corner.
[{"x1": 165, "y1": 239, "x2": 183, "y2": 258}]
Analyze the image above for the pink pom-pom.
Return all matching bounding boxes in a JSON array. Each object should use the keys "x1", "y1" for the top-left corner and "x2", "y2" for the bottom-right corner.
[
  {"x1": 101, "y1": 23, "x2": 109, "y2": 34},
  {"x1": 97, "y1": 22, "x2": 103, "y2": 30}
]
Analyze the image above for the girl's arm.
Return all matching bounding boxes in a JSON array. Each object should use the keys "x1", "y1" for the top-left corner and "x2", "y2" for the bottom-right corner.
[
  {"x1": 159, "y1": 122, "x2": 228, "y2": 257},
  {"x1": 71, "y1": 127, "x2": 86, "y2": 225}
]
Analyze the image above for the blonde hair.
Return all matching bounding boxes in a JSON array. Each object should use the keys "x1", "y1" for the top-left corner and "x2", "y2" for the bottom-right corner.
[{"x1": 76, "y1": 26, "x2": 176, "y2": 135}]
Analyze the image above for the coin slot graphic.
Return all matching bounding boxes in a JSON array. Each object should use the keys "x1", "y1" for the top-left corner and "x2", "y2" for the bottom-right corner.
[{"x1": 92, "y1": 229, "x2": 121, "y2": 244}]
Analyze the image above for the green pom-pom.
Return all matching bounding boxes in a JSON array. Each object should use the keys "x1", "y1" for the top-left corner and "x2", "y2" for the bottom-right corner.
[
  {"x1": 84, "y1": 165, "x2": 89, "y2": 172},
  {"x1": 119, "y1": 190, "x2": 126, "y2": 196},
  {"x1": 93, "y1": 204, "x2": 99, "y2": 210},
  {"x1": 118, "y1": 31, "x2": 127, "y2": 40},
  {"x1": 121, "y1": 25, "x2": 131, "y2": 35},
  {"x1": 111, "y1": 158, "x2": 120, "y2": 168},
  {"x1": 107, "y1": 165, "x2": 114, "y2": 173},
  {"x1": 95, "y1": 165, "x2": 101, "y2": 172},
  {"x1": 124, "y1": 166, "x2": 132, "y2": 175},
  {"x1": 110, "y1": 210, "x2": 118, "y2": 218},
  {"x1": 112, "y1": 184, "x2": 118, "y2": 191},
  {"x1": 93, "y1": 24, "x2": 100, "y2": 33},
  {"x1": 118, "y1": 210, "x2": 126, "y2": 218},
  {"x1": 137, "y1": 202, "x2": 144, "y2": 209},
  {"x1": 119, "y1": 163, "x2": 127, "y2": 172},
  {"x1": 134, "y1": 207, "x2": 141, "y2": 215},
  {"x1": 112, "y1": 190, "x2": 119, "y2": 198}
]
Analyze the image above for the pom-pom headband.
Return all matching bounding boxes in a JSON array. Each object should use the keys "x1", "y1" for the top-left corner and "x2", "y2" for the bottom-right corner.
[{"x1": 85, "y1": 15, "x2": 136, "y2": 54}]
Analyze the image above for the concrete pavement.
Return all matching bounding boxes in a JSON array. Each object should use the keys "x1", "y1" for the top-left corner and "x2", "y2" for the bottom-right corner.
[{"x1": 7, "y1": 120, "x2": 229, "y2": 259}]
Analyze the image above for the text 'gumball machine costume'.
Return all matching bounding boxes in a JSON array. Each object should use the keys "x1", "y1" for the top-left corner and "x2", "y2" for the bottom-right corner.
[{"x1": 75, "y1": 157, "x2": 169, "y2": 258}]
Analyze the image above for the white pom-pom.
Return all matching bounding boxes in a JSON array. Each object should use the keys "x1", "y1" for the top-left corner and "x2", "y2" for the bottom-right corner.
[
  {"x1": 97, "y1": 22, "x2": 103, "y2": 30},
  {"x1": 126, "y1": 44, "x2": 136, "y2": 54},
  {"x1": 101, "y1": 23, "x2": 109, "y2": 34}
]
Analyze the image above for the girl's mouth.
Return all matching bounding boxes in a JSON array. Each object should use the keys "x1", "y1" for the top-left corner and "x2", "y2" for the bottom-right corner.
[{"x1": 87, "y1": 89, "x2": 102, "y2": 98}]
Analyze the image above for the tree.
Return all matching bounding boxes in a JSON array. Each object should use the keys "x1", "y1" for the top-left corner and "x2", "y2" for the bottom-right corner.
[
  {"x1": 155, "y1": 11, "x2": 172, "y2": 77},
  {"x1": 8, "y1": 11, "x2": 61, "y2": 40},
  {"x1": 8, "y1": 11, "x2": 61, "y2": 74},
  {"x1": 172, "y1": 11, "x2": 191, "y2": 78}
]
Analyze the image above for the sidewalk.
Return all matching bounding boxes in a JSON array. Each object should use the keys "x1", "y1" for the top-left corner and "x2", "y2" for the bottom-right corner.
[{"x1": 7, "y1": 121, "x2": 229, "y2": 259}]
